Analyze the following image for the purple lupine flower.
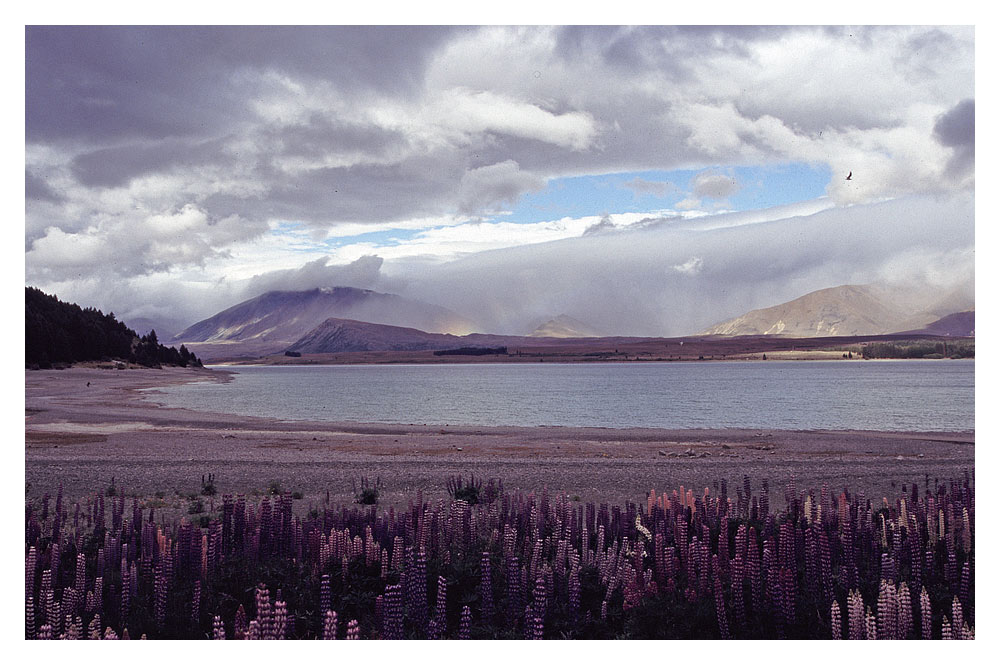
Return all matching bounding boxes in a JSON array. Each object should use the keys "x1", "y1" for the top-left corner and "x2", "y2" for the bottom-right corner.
[
  {"x1": 847, "y1": 590, "x2": 865, "y2": 640},
  {"x1": 951, "y1": 596, "x2": 966, "y2": 640},
  {"x1": 25, "y1": 596, "x2": 35, "y2": 640},
  {"x1": 897, "y1": 583, "x2": 912, "y2": 639},
  {"x1": 25, "y1": 547, "x2": 37, "y2": 602},
  {"x1": 876, "y1": 580, "x2": 895, "y2": 639},
  {"x1": 246, "y1": 620, "x2": 261, "y2": 640},
  {"x1": 319, "y1": 574, "x2": 331, "y2": 617},
  {"x1": 459, "y1": 605, "x2": 471, "y2": 639},
  {"x1": 153, "y1": 563, "x2": 167, "y2": 630},
  {"x1": 712, "y1": 555, "x2": 729, "y2": 639},
  {"x1": 919, "y1": 587, "x2": 932, "y2": 639},
  {"x1": 233, "y1": 604, "x2": 248, "y2": 640},
  {"x1": 64, "y1": 616, "x2": 82, "y2": 640},
  {"x1": 865, "y1": 607, "x2": 877, "y2": 640},
  {"x1": 191, "y1": 579, "x2": 201, "y2": 627},
  {"x1": 430, "y1": 575, "x2": 447, "y2": 638},
  {"x1": 831, "y1": 600, "x2": 842, "y2": 639},
  {"x1": 273, "y1": 600, "x2": 288, "y2": 640},
  {"x1": 382, "y1": 584, "x2": 403, "y2": 640},
  {"x1": 480, "y1": 552, "x2": 493, "y2": 626}
]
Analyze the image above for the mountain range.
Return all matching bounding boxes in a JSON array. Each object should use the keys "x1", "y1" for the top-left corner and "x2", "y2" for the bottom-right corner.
[{"x1": 165, "y1": 282, "x2": 973, "y2": 361}]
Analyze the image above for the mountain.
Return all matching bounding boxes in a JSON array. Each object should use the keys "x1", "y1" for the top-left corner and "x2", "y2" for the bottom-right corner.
[
  {"x1": 125, "y1": 316, "x2": 183, "y2": 343},
  {"x1": 172, "y1": 287, "x2": 474, "y2": 357},
  {"x1": 286, "y1": 318, "x2": 473, "y2": 353},
  {"x1": 699, "y1": 284, "x2": 971, "y2": 337},
  {"x1": 897, "y1": 310, "x2": 974, "y2": 336},
  {"x1": 529, "y1": 314, "x2": 603, "y2": 338}
]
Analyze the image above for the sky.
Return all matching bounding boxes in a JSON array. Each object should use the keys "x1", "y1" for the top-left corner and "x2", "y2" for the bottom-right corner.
[{"x1": 23, "y1": 24, "x2": 976, "y2": 337}]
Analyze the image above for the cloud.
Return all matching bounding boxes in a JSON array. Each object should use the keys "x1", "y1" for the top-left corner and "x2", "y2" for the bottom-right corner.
[
  {"x1": 672, "y1": 257, "x2": 704, "y2": 275},
  {"x1": 934, "y1": 98, "x2": 975, "y2": 181},
  {"x1": 394, "y1": 192, "x2": 973, "y2": 336},
  {"x1": 458, "y1": 161, "x2": 545, "y2": 215},
  {"x1": 24, "y1": 26, "x2": 975, "y2": 330},
  {"x1": 244, "y1": 255, "x2": 384, "y2": 294},
  {"x1": 621, "y1": 177, "x2": 676, "y2": 198},
  {"x1": 691, "y1": 170, "x2": 741, "y2": 200}
]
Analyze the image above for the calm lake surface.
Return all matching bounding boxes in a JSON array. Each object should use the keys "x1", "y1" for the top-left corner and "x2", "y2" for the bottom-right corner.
[{"x1": 145, "y1": 360, "x2": 974, "y2": 432}]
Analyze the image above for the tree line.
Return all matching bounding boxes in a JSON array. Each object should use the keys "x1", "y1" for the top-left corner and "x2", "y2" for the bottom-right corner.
[{"x1": 25, "y1": 286, "x2": 202, "y2": 368}]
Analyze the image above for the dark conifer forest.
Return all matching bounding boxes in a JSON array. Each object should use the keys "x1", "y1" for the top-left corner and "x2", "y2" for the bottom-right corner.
[{"x1": 25, "y1": 287, "x2": 201, "y2": 368}]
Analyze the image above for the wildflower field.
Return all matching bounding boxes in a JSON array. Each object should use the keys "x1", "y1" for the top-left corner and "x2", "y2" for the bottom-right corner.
[{"x1": 25, "y1": 473, "x2": 973, "y2": 640}]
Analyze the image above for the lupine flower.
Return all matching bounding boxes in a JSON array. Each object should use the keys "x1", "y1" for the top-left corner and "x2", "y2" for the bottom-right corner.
[
  {"x1": 23, "y1": 474, "x2": 973, "y2": 640},
  {"x1": 322, "y1": 610, "x2": 338, "y2": 640},
  {"x1": 919, "y1": 587, "x2": 932, "y2": 639},
  {"x1": 459, "y1": 606, "x2": 471, "y2": 639},
  {"x1": 345, "y1": 619, "x2": 360, "y2": 640},
  {"x1": 831, "y1": 600, "x2": 842, "y2": 639},
  {"x1": 212, "y1": 616, "x2": 225, "y2": 640},
  {"x1": 480, "y1": 552, "x2": 493, "y2": 626}
]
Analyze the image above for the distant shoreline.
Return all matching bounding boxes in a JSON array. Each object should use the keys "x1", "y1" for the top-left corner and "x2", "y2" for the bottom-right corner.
[
  {"x1": 180, "y1": 332, "x2": 972, "y2": 366},
  {"x1": 211, "y1": 353, "x2": 973, "y2": 367}
]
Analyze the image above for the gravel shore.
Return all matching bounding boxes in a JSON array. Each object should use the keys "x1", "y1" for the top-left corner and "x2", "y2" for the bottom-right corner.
[{"x1": 26, "y1": 366, "x2": 974, "y2": 510}]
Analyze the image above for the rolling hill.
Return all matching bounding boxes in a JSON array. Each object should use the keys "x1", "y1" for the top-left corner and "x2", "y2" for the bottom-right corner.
[{"x1": 700, "y1": 284, "x2": 973, "y2": 337}]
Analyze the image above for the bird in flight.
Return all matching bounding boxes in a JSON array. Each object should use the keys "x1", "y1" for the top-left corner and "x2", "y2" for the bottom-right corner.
[{"x1": 846, "y1": 171, "x2": 853, "y2": 181}]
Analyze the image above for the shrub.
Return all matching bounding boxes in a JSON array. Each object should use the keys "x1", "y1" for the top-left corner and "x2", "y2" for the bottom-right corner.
[
  {"x1": 446, "y1": 474, "x2": 482, "y2": 504},
  {"x1": 201, "y1": 473, "x2": 217, "y2": 496},
  {"x1": 353, "y1": 476, "x2": 382, "y2": 505}
]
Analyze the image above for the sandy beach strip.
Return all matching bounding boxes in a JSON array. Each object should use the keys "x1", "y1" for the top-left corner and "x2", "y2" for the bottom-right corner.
[{"x1": 25, "y1": 367, "x2": 974, "y2": 510}]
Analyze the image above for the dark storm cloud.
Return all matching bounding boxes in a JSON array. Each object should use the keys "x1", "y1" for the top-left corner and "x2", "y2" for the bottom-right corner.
[
  {"x1": 200, "y1": 152, "x2": 467, "y2": 225},
  {"x1": 26, "y1": 25, "x2": 458, "y2": 143},
  {"x1": 25, "y1": 171, "x2": 63, "y2": 202},
  {"x1": 70, "y1": 137, "x2": 229, "y2": 188},
  {"x1": 934, "y1": 98, "x2": 974, "y2": 180}
]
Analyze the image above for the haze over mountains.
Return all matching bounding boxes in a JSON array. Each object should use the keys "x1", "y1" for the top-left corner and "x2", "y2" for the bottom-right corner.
[
  {"x1": 160, "y1": 278, "x2": 975, "y2": 362},
  {"x1": 700, "y1": 284, "x2": 974, "y2": 338},
  {"x1": 529, "y1": 315, "x2": 604, "y2": 338}
]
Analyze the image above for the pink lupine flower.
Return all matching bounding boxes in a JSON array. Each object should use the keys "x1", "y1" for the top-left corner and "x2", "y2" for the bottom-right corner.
[
  {"x1": 322, "y1": 610, "x2": 338, "y2": 640},
  {"x1": 345, "y1": 619, "x2": 360, "y2": 640}
]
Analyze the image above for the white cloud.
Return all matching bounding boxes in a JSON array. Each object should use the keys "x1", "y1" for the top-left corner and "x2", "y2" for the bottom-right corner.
[{"x1": 672, "y1": 257, "x2": 704, "y2": 275}]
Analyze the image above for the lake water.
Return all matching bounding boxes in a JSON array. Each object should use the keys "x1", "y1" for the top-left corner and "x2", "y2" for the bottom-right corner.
[{"x1": 144, "y1": 359, "x2": 974, "y2": 432}]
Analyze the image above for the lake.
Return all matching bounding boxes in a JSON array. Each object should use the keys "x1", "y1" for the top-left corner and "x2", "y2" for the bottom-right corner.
[{"x1": 143, "y1": 359, "x2": 974, "y2": 432}]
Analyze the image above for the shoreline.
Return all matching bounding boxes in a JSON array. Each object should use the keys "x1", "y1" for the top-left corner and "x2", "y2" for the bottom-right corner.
[{"x1": 26, "y1": 366, "x2": 974, "y2": 510}]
